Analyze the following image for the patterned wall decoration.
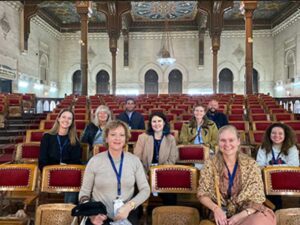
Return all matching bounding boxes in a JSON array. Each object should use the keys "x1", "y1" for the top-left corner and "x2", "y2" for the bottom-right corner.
[{"x1": 131, "y1": 1, "x2": 197, "y2": 21}]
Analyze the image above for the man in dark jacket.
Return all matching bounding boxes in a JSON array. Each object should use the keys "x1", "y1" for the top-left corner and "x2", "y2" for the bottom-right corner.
[
  {"x1": 206, "y1": 99, "x2": 228, "y2": 129},
  {"x1": 117, "y1": 98, "x2": 145, "y2": 130}
]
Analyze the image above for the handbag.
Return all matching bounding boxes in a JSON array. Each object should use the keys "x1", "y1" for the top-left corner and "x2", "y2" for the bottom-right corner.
[{"x1": 71, "y1": 201, "x2": 107, "y2": 225}]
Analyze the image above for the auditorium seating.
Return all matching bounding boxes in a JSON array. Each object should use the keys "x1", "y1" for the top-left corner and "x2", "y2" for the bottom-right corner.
[
  {"x1": 35, "y1": 203, "x2": 76, "y2": 225},
  {"x1": 275, "y1": 208, "x2": 300, "y2": 225},
  {"x1": 15, "y1": 142, "x2": 40, "y2": 163},
  {"x1": 152, "y1": 206, "x2": 200, "y2": 225},
  {"x1": 177, "y1": 145, "x2": 209, "y2": 165}
]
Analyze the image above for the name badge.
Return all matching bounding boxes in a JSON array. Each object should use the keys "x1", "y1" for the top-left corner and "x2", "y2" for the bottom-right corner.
[{"x1": 113, "y1": 198, "x2": 124, "y2": 217}]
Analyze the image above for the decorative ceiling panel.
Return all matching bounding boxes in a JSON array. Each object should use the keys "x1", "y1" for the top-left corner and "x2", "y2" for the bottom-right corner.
[
  {"x1": 224, "y1": 1, "x2": 290, "y2": 20},
  {"x1": 39, "y1": 1, "x2": 106, "y2": 24},
  {"x1": 131, "y1": 1, "x2": 198, "y2": 21}
]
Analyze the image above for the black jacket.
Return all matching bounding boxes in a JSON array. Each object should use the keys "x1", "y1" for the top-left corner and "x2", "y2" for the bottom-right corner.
[
  {"x1": 117, "y1": 111, "x2": 145, "y2": 130},
  {"x1": 81, "y1": 123, "x2": 100, "y2": 149},
  {"x1": 39, "y1": 133, "x2": 82, "y2": 170},
  {"x1": 206, "y1": 111, "x2": 228, "y2": 129}
]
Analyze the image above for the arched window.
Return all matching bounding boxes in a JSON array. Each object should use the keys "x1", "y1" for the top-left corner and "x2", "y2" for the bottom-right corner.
[
  {"x1": 285, "y1": 50, "x2": 295, "y2": 80},
  {"x1": 145, "y1": 69, "x2": 158, "y2": 94},
  {"x1": 96, "y1": 70, "x2": 110, "y2": 94},
  {"x1": 72, "y1": 70, "x2": 81, "y2": 95},
  {"x1": 40, "y1": 54, "x2": 48, "y2": 82},
  {"x1": 253, "y1": 68, "x2": 259, "y2": 94},
  {"x1": 168, "y1": 69, "x2": 182, "y2": 94},
  {"x1": 218, "y1": 68, "x2": 233, "y2": 93}
]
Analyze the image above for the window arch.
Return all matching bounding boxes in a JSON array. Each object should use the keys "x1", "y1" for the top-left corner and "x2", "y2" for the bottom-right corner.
[
  {"x1": 285, "y1": 50, "x2": 295, "y2": 80},
  {"x1": 144, "y1": 69, "x2": 158, "y2": 94},
  {"x1": 168, "y1": 69, "x2": 182, "y2": 94},
  {"x1": 72, "y1": 70, "x2": 81, "y2": 95},
  {"x1": 218, "y1": 68, "x2": 233, "y2": 93},
  {"x1": 253, "y1": 68, "x2": 259, "y2": 94},
  {"x1": 96, "y1": 70, "x2": 110, "y2": 94},
  {"x1": 39, "y1": 54, "x2": 48, "y2": 82}
]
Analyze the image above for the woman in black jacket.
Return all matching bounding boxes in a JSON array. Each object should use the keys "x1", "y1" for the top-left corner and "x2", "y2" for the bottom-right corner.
[{"x1": 81, "y1": 105, "x2": 113, "y2": 153}]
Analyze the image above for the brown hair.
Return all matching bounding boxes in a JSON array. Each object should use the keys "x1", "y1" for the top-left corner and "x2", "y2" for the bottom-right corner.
[
  {"x1": 103, "y1": 120, "x2": 131, "y2": 148},
  {"x1": 48, "y1": 108, "x2": 78, "y2": 145},
  {"x1": 261, "y1": 123, "x2": 297, "y2": 156},
  {"x1": 189, "y1": 104, "x2": 213, "y2": 129}
]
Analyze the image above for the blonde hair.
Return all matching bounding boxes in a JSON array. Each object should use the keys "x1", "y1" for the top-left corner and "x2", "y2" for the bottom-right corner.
[
  {"x1": 217, "y1": 125, "x2": 240, "y2": 143},
  {"x1": 93, "y1": 105, "x2": 113, "y2": 127},
  {"x1": 48, "y1": 108, "x2": 78, "y2": 145},
  {"x1": 103, "y1": 120, "x2": 131, "y2": 148}
]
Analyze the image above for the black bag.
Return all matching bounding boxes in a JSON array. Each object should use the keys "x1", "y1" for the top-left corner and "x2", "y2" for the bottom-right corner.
[{"x1": 71, "y1": 201, "x2": 107, "y2": 217}]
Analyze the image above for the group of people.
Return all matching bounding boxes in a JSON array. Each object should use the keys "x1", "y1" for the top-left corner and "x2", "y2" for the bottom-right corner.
[{"x1": 37, "y1": 97, "x2": 299, "y2": 225}]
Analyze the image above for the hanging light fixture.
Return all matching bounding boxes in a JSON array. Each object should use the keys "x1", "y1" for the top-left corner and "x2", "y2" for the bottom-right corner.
[{"x1": 157, "y1": 20, "x2": 176, "y2": 66}]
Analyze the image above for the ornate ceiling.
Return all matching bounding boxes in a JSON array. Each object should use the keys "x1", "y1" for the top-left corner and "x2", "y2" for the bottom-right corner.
[{"x1": 32, "y1": 1, "x2": 300, "y2": 32}]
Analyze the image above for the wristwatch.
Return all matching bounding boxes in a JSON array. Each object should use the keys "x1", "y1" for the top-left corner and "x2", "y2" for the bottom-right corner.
[{"x1": 128, "y1": 201, "x2": 136, "y2": 210}]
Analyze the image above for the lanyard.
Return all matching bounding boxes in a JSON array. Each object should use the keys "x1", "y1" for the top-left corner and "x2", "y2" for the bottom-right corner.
[
  {"x1": 271, "y1": 149, "x2": 282, "y2": 164},
  {"x1": 108, "y1": 151, "x2": 124, "y2": 196},
  {"x1": 154, "y1": 136, "x2": 164, "y2": 162},
  {"x1": 224, "y1": 161, "x2": 238, "y2": 198},
  {"x1": 56, "y1": 135, "x2": 69, "y2": 163},
  {"x1": 197, "y1": 126, "x2": 203, "y2": 143}
]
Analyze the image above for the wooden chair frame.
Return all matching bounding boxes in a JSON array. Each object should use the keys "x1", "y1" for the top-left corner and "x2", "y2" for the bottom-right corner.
[
  {"x1": 176, "y1": 144, "x2": 209, "y2": 164},
  {"x1": 263, "y1": 166, "x2": 300, "y2": 196},
  {"x1": 15, "y1": 142, "x2": 40, "y2": 163},
  {"x1": 35, "y1": 203, "x2": 76, "y2": 225},
  {"x1": 41, "y1": 165, "x2": 85, "y2": 193},
  {"x1": 150, "y1": 165, "x2": 198, "y2": 194},
  {"x1": 25, "y1": 129, "x2": 46, "y2": 143}
]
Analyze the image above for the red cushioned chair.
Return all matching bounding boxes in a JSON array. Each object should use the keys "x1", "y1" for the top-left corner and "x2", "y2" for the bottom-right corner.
[
  {"x1": 41, "y1": 165, "x2": 85, "y2": 193},
  {"x1": 169, "y1": 109, "x2": 185, "y2": 117},
  {"x1": 273, "y1": 113, "x2": 294, "y2": 121},
  {"x1": 249, "y1": 130, "x2": 265, "y2": 146},
  {"x1": 177, "y1": 145, "x2": 209, "y2": 164},
  {"x1": 25, "y1": 130, "x2": 46, "y2": 143},
  {"x1": 252, "y1": 121, "x2": 273, "y2": 131},
  {"x1": 0, "y1": 164, "x2": 38, "y2": 224},
  {"x1": 128, "y1": 130, "x2": 145, "y2": 145},
  {"x1": 282, "y1": 121, "x2": 300, "y2": 131},
  {"x1": 229, "y1": 121, "x2": 249, "y2": 132},
  {"x1": 150, "y1": 165, "x2": 198, "y2": 194},
  {"x1": 249, "y1": 113, "x2": 270, "y2": 121},
  {"x1": 15, "y1": 142, "x2": 40, "y2": 163},
  {"x1": 263, "y1": 166, "x2": 300, "y2": 196},
  {"x1": 228, "y1": 114, "x2": 244, "y2": 121},
  {"x1": 93, "y1": 144, "x2": 128, "y2": 156}
]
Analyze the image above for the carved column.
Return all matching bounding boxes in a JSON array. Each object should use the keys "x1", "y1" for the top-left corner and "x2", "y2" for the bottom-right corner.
[
  {"x1": 123, "y1": 29, "x2": 129, "y2": 67},
  {"x1": 241, "y1": 1, "x2": 257, "y2": 94},
  {"x1": 22, "y1": 1, "x2": 38, "y2": 51},
  {"x1": 198, "y1": 1, "x2": 233, "y2": 94},
  {"x1": 76, "y1": 1, "x2": 91, "y2": 96},
  {"x1": 97, "y1": 2, "x2": 131, "y2": 95},
  {"x1": 211, "y1": 34, "x2": 220, "y2": 93}
]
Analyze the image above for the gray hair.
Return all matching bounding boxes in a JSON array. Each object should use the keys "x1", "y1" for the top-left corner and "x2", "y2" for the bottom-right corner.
[{"x1": 93, "y1": 105, "x2": 113, "y2": 127}]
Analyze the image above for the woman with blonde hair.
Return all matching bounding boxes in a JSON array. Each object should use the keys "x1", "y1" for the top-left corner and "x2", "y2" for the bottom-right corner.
[
  {"x1": 198, "y1": 125, "x2": 276, "y2": 225},
  {"x1": 39, "y1": 108, "x2": 82, "y2": 203},
  {"x1": 179, "y1": 104, "x2": 218, "y2": 150},
  {"x1": 79, "y1": 120, "x2": 150, "y2": 225},
  {"x1": 81, "y1": 105, "x2": 113, "y2": 150}
]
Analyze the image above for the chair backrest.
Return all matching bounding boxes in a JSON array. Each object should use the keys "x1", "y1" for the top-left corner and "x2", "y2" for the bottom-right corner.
[
  {"x1": 15, "y1": 142, "x2": 40, "y2": 163},
  {"x1": 263, "y1": 166, "x2": 300, "y2": 196},
  {"x1": 0, "y1": 164, "x2": 38, "y2": 191},
  {"x1": 275, "y1": 208, "x2": 300, "y2": 225},
  {"x1": 150, "y1": 165, "x2": 198, "y2": 193},
  {"x1": 35, "y1": 203, "x2": 76, "y2": 225},
  {"x1": 177, "y1": 145, "x2": 209, "y2": 164},
  {"x1": 25, "y1": 129, "x2": 46, "y2": 143},
  {"x1": 152, "y1": 206, "x2": 200, "y2": 225},
  {"x1": 252, "y1": 121, "x2": 273, "y2": 131},
  {"x1": 128, "y1": 130, "x2": 145, "y2": 144},
  {"x1": 249, "y1": 131, "x2": 265, "y2": 146},
  {"x1": 41, "y1": 165, "x2": 85, "y2": 193},
  {"x1": 93, "y1": 144, "x2": 128, "y2": 156}
]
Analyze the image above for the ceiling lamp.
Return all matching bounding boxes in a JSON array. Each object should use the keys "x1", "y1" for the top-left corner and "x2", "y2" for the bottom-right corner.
[{"x1": 157, "y1": 21, "x2": 176, "y2": 66}]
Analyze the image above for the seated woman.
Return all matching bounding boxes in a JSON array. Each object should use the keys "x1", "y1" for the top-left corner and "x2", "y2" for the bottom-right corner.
[
  {"x1": 256, "y1": 122, "x2": 299, "y2": 167},
  {"x1": 81, "y1": 105, "x2": 113, "y2": 154},
  {"x1": 39, "y1": 108, "x2": 82, "y2": 203},
  {"x1": 79, "y1": 120, "x2": 150, "y2": 225},
  {"x1": 198, "y1": 125, "x2": 276, "y2": 225},
  {"x1": 134, "y1": 111, "x2": 178, "y2": 173},
  {"x1": 179, "y1": 104, "x2": 218, "y2": 150}
]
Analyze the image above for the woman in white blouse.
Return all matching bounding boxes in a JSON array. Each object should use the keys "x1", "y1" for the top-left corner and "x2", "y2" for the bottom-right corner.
[{"x1": 256, "y1": 123, "x2": 299, "y2": 167}]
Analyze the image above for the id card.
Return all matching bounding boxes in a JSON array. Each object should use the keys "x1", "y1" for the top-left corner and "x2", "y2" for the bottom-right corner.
[{"x1": 113, "y1": 198, "x2": 124, "y2": 217}]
